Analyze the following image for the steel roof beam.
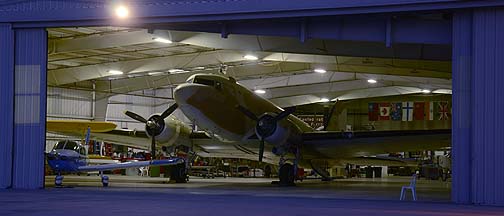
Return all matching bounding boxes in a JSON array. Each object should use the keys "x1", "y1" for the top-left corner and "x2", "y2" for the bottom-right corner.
[
  {"x1": 3, "y1": 1, "x2": 504, "y2": 26},
  {"x1": 48, "y1": 29, "x2": 154, "y2": 54}
]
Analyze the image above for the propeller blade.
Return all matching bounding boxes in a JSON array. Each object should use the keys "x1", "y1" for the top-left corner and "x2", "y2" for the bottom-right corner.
[
  {"x1": 160, "y1": 103, "x2": 179, "y2": 119},
  {"x1": 273, "y1": 106, "x2": 296, "y2": 122},
  {"x1": 258, "y1": 139, "x2": 265, "y2": 162},
  {"x1": 236, "y1": 105, "x2": 259, "y2": 121},
  {"x1": 124, "y1": 111, "x2": 148, "y2": 123},
  {"x1": 151, "y1": 136, "x2": 156, "y2": 160}
]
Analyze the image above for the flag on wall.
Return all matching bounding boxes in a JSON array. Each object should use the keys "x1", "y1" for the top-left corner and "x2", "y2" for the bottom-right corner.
[
  {"x1": 368, "y1": 103, "x2": 379, "y2": 121},
  {"x1": 402, "y1": 102, "x2": 414, "y2": 121},
  {"x1": 436, "y1": 101, "x2": 450, "y2": 120},
  {"x1": 390, "y1": 103, "x2": 402, "y2": 121},
  {"x1": 379, "y1": 103, "x2": 391, "y2": 120},
  {"x1": 425, "y1": 101, "x2": 434, "y2": 120},
  {"x1": 414, "y1": 102, "x2": 425, "y2": 120}
]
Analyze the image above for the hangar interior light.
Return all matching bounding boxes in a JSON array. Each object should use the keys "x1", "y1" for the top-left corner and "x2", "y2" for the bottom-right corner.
[
  {"x1": 320, "y1": 98, "x2": 330, "y2": 102},
  {"x1": 115, "y1": 5, "x2": 129, "y2": 19},
  {"x1": 313, "y1": 68, "x2": 327, "y2": 73},
  {"x1": 254, "y1": 89, "x2": 266, "y2": 94},
  {"x1": 168, "y1": 69, "x2": 185, "y2": 73},
  {"x1": 108, "y1": 70, "x2": 124, "y2": 75},
  {"x1": 244, "y1": 55, "x2": 259, "y2": 60},
  {"x1": 367, "y1": 79, "x2": 377, "y2": 84},
  {"x1": 148, "y1": 72, "x2": 164, "y2": 76},
  {"x1": 421, "y1": 89, "x2": 431, "y2": 94},
  {"x1": 153, "y1": 37, "x2": 172, "y2": 44}
]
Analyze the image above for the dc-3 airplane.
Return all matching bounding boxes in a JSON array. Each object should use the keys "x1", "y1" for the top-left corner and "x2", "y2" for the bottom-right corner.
[{"x1": 47, "y1": 73, "x2": 451, "y2": 185}]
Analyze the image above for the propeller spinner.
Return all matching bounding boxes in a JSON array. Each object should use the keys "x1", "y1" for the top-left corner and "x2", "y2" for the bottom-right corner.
[
  {"x1": 124, "y1": 103, "x2": 178, "y2": 160},
  {"x1": 237, "y1": 105, "x2": 296, "y2": 162}
]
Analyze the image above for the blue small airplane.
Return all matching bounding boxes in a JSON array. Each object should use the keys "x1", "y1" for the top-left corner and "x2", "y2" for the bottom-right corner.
[{"x1": 46, "y1": 139, "x2": 185, "y2": 187}]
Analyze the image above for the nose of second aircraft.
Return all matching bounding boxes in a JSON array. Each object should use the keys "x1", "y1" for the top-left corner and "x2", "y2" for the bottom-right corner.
[{"x1": 173, "y1": 83, "x2": 201, "y2": 106}]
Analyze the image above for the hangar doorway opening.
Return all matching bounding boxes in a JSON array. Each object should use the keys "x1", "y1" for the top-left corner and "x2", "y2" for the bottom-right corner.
[{"x1": 44, "y1": 25, "x2": 452, "y2": 201}]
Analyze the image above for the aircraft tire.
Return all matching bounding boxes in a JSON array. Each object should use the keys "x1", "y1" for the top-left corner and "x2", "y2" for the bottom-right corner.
[
  {"x1": 171, "y1": 163, "x2": 188, "y2": 183},
  {"x1": 279, "y1": 163, "x2": 295, "y2": 186}
]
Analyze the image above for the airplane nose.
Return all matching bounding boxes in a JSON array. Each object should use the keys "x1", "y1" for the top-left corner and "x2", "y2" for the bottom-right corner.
[{"x1": 174, "y1": 84, "x2": 200, "y2": 105}]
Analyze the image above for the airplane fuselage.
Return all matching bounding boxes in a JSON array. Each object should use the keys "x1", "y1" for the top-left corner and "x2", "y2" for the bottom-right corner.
[
  {"x1": 174, "y1": 74, "x2": 313, "y2": 157},
  {"x1": 47, "y1": 149, "x2": 88, "y2": 173}
]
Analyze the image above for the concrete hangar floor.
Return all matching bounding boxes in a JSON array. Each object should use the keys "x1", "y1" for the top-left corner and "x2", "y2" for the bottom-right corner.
[{"x1": 1, "y1": 176, "x2": 501, "y2": 216}]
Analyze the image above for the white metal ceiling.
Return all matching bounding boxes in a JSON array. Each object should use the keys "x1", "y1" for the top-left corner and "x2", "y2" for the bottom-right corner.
[{"x1": 47, "y1": 27, "x2": 452, "y2": 106}]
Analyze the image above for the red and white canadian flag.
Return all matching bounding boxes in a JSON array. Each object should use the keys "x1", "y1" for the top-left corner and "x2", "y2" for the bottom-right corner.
[{"x1": 379, "y1": 103, "x2": 391, "y2": 120}]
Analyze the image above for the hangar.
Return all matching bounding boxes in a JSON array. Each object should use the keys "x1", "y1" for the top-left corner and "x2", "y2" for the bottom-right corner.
[{"x1": 0, "y1": 0, "x2": 503, "y2": 207}]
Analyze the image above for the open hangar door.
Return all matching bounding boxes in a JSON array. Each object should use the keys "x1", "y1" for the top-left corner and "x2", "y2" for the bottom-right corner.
[{"x1": 44, "y1": 13, "x2": 453, "y2": 198}]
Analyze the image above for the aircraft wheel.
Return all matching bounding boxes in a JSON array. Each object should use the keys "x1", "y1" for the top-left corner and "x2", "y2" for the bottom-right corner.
[
  {"x1": 101, "y1": 176, "x2": 109, "y2": 187},
  {"x1": 171, "y1": 163, "x2": 188, "y2": 183},
  {"x1": 55, "y1": 175, "x2": 64, "y2": 187},
  {"x1": 279, "y1": 163, "x2": 295, "y2": 186},
  {"x1": 441, "y1": 170, "x2": 448, "y2": 181}
]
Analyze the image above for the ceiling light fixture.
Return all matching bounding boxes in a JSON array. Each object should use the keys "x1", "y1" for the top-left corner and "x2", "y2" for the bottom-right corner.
[
  {"x1": 153, "y1": 37, "x2": 172, "y2": 44},
  {"x1": 422, "y1": 89, "x2": 431, "y2": 94},
  {"x1": 244, "y1": 55, "x2": 259, "y2": 60},
  {"x1": 108, "y1": 70, "x2": 124, "y2": 75},
  {"x1": 168, "y1": 69, "x2": 184, "y2": 73},
  {"x1": 367, "y1": 79, "x2": 377, "y2": 84},
  {"x1": 115, "y1": 5, "x2": 129, "y2": 19},
  {"x1": 314, "y1": 68, "x2": 327, "y2": 73},
  {"x1": 254, "y1": 89, "x2": 266, "y2": 94},
  {"x1": 320, "y1": 98, "x2": 330, "y2": 102},
  {"x1": 148, "y1": 72, "x2": 164, "y2": 76}
]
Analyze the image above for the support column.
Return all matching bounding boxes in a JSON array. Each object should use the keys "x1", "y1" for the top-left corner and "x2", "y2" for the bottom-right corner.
[
  {"x1": 94, "y1": 93, "x2": 109, "y2": 121},
  {"x1": 0, "y1": 24, "x2": 14, "y2": 189},
  {"x1": 12, "y1": 28, "x2": 47, "y2": 189},
  {"x1": 452, "y1": 8, "x2": 504, "y2": 205}
]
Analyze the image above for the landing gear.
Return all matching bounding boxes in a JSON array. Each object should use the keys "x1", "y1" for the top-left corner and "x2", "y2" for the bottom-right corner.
[
  {"x1": 55, "y1": 174, "x2": 64, "y2": 187},
  {"x1": 279, "y1": 163, "x2": 295, "y2": 186},
  {"x1": 171, "y1": 163, "x2": 188, "y2": 183},
  {"x1": 101, "y1": 175, "x2": 109, "y2": 187}
]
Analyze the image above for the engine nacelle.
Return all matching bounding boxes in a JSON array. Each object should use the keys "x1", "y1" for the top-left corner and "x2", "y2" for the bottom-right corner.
[
  {"x1": 145, "y1": 115, "x2": 191, "y2": 146},
  {"x1": 259, "y1": 122, "x2": 290, "y2": 148},
  {"x1": 255, "y1": 113, "x2": 292, "y2": 155}
]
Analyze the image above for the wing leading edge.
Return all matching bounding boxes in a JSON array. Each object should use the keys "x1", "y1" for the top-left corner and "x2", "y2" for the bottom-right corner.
[
  {"x1": 77, "y1": 158, "x2": 184, "y2": 172},
  {"x1": 302, "y1": 129, "x2": 451, "y2": 159}
]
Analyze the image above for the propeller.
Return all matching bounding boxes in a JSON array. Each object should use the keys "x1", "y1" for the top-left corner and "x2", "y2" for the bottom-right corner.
[
  {"x1": 124, "y1": 103, "x2": 179, "y2": 160},
  {"x1": 236, "y1": 105, "x2": 296, "y2": 162}
]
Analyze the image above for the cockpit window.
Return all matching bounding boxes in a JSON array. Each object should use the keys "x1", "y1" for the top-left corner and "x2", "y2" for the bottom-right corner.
[
  {"x1": 54, "y1": 141, "x2": 66, "y2": 150},
  {"x1": 193, "y1": 77, "x2": 215, "y2": 86},
  {"x1": 186, "y1": 77, "x2": 194, "y2": 83},
  {"x1": 79, "y1": 147, "x2": 87, "y2": 155},
  {"x1": 54, "y1": 140, "x2": 80, "y2": 151}
]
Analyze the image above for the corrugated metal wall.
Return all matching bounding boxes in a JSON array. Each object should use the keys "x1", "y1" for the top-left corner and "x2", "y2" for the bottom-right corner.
[
  {"x1": 12, "y1": 28, "x2": 47, "y2": 189},
  {"x1": 47, "y1": 87, "x2": 92, "y2": 119},
  {"x1": 452, "y1": 10, "x2": 473, "y2": 205},
  {"x1": 107, "y1": 93, "x2": 155, "y2": 130},
  {"x1": 0, "y1": 24, "x2": 14, "y2": 189},
  {"x1": 452, "y1": 8, "x2": 504, "y2": 205}
]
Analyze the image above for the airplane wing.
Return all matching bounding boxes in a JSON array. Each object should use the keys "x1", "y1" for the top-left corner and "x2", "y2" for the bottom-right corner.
[
  {"x1": 338, "y1": 156, "x2": 419, "y2": 167},
  {"x1": 47, "y1": 120, "x2": 117, "y2": 133},
  {"x1": 77, "y1": 158, "x2": 184, "y2": 172},
  {"x1": 47, "y1": 120, "x2": 280, "y2": 164},
  {"x1": 301, "y1": 129, "x2": 451, "y2": 160},
  {"x1": 47, "y1": 120, "x2": 152, "y2": 149}
]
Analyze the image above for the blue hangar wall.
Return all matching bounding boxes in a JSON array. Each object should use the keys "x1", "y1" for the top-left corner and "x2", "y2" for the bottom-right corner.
[
  {"x1": 1, "y1": 0, "x2": 504, "y2": 205},
  {"x1": 0, "y1": 25, "x2": 47, "y2": 189}
]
